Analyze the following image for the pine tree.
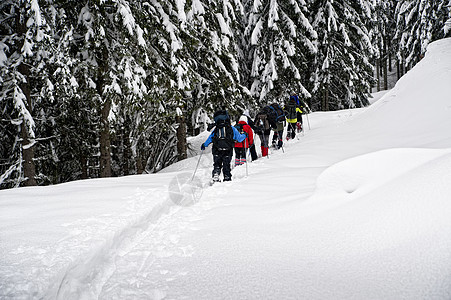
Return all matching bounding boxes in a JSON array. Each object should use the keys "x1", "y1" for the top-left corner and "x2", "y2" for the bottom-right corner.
[
  {"x1": 69, "y1": 0, "x2": 149, "y2": 177},
  {"x1": 184, "y1": 0, "x2": 246, "y2": 114},
  {"x1": 0, "y1": 0, "x2": 57, "y2": 188},
  {"x1": 245, "y1": 0, "x2": 317, "y2": 105},
  {"x1": 445, "y1": 1, "x2": 451, "y2": 35},
  {"x1": 372, "y1": 0, "x2": 397, "y2": 91},
  {"x1": 395, "y1": 0, "x2": 451, "y2": 73},
  {"x1": 310, "y1": 0, "x2": 375, "y2": 111}
]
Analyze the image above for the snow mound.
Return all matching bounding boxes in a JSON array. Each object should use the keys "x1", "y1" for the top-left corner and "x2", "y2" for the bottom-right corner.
[{"x1": 311, "y1": 148, "x2": 451, "y2": 202}]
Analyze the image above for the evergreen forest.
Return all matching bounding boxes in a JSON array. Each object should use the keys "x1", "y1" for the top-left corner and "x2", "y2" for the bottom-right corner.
[{"x1": 1, "y1": 0, "x2": 450, "y2": 189}]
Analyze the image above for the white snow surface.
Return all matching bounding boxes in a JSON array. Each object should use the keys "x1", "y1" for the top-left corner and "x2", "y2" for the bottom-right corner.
[{"x1": 2, "y1": 38, "x2": 451, "y2": 299}]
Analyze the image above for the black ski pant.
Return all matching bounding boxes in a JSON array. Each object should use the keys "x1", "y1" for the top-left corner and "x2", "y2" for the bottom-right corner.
[
  {"x1": 234, "y1": 147, "x2": 246, "y2": 160},
  {"x1": 212, "y1": 148, "x2": 233, "y2": 180},
  {"x1": 287, "y1": 122, "x2": 297, "y2": 139},
  {"x1": 249, "y1": 143, "x2": 258, "y2": 161},
  {"x1": 258, "y1": 129, "x2": 271, "y2": 147},
  {"x1": 272, "y1": 130, "x2": 284, "y2": 149}
]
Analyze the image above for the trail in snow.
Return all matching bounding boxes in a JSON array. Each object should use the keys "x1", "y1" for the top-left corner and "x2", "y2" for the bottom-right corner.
[{"x1": 50, "y1": 134, "x2": 321, "y2": 300}]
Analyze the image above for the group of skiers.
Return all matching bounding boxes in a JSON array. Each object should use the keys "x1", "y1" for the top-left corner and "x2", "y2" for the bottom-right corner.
[{"x1": 200, "y1": 94, "x2": 309, "y2": 183}]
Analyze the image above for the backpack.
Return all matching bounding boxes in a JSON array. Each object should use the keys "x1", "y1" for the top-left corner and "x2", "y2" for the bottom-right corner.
[
  {"x1": 212, "y1": 110, "x2": 234, "y2": 150},
  {"x1": 256, "y1": 113, "x2": 270, "y2": 130},
  {"x1": 269, "y1": 103, "x2": 285, "y2": 122},
  {"x1": 213, "y1": 109, "x2": 230, "y2": 125},
  {"x1": 286, "y1": 101, "x2": 297, "y2": 120},
  {"x1": 262, "y1": 106, "x2": 277, "y2": 124},
  {"x1": 290, "y1": 95, "x2": 300, "y2": 106}
]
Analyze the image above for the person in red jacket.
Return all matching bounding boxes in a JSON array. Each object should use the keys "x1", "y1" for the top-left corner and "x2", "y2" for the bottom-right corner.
[{"x1": 234, "y1": 115, "x2": 254, "y2": 166}]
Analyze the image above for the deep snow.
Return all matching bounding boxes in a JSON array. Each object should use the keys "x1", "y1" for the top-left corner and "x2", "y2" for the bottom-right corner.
[{"x1": 1, "y1": 38, "x2": 451, "y2": 299}]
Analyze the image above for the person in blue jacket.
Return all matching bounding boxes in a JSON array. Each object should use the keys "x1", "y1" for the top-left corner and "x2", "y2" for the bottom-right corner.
[{"x1": 201, "y1": 109, "x2": 246, "y2": 182}]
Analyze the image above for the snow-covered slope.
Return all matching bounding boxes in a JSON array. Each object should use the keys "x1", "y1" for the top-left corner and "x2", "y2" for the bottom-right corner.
[{"x1": 1, "y1": 38, "x2": 451, "y2": 299}]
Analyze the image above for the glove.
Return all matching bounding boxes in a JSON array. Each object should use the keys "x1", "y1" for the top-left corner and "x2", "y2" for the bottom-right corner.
[
  {"x1": 201, "y1": 143, "x2": 206, "y2": 150},
  {"x1": 207, "y1": 123, "x2": 215, "y2": 131}
]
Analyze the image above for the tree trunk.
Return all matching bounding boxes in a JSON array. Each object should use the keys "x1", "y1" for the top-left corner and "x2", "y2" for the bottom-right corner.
[
  {"x1": 123, "y1": 128, "x2": 131, "y2": 175},
  {"x1": 17, "y1": 7, "x2": 36, "y2": 186},
  {"x1": 321, "y1": 83, "x2": 329, "y2": 111},
  {"x1": 387, "y1": 36, "x2": 393, "y2": 72},
  {"x1": 97, "y1": 47, "x2": 112, "y2": 178},
  {"x1": 383, "y1": 57, "x2": 388, "y2": 90},
  {"x1": 376, "y1": 58, "x2": 380, "y2": 92},
  {"x1": 176, "y1": 114, "x2": 188, "y2": 161},
  {"x1": 21, "y1": 119, "x2": 37, "y2": 186},
  {"x1": 99, "y1": 98, "x2": 112, "y2": 177},
  {"x1": 383, "y1": 36, "x2": 388, "y2": 90},
  {"x1": 80, "y1": 155, "x2": 88, "y2": 179},
  {"x1": 136, "y1": 155, "x2": 144, "y2": 174}
]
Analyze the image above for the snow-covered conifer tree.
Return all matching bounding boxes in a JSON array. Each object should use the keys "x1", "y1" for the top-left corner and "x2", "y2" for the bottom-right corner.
[
  {"x1": 445, "y1": 1, "x2": 451, "y2": 35},
  {"x1": 245, "y1": 0, "x2": 317, "y2": 105},
  {"x1": 372, "y1": 0, "x2": 396, "y2": 91},
  {"x1": 70, "y1": 0, "x2": 149, "y2": 177},
  {"x1": 310, "y1": 0, "x2": 375, "y2": 111},
  {"x1": 395, "y1": 0, "x2": 451, "y2": 73},
  {"x1": 184, "y1": 0, "x2": 246, "y2": 116},
  {"x1": 0, "y1": 0, "x2": 57, "y2": 188}
]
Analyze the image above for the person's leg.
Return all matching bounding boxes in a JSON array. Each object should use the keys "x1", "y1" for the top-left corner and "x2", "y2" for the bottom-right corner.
[
  {"x1": 260, "y1": 132, "x2": 270, "y2": 156},
  {"x1": 212, "y1": 149, "x2": 222, "y2": 180},
  {"x1": 249, "y1": 144, "x2": 258, "y2": 161},
  {"x1": 275, "y1": 130, "x2": 283, "y2": 149},
  {"x1": 240, "y1": 147, "x2": 246, "y2": 165},
  {"x1": 234, "y1": 147, "x2": 241, "y2": 167},
  {"x1": 272, "y1": 131, "x2": 278, "y2": 148},
  {"x1": 286, "y1": 123, "x2": 291, "y2": 140},
  {"x1": 222, "y1": 149, "x2": 233, "y2": 181}
]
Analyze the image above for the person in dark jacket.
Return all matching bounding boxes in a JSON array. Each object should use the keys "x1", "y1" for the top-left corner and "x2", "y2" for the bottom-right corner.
[
  {"x1": 254, "y1": 108, "x2": 277, "y2": 157},
  {"x1": 271, "y1": 118, "x2": 285, "y2": 149},
  {"x1": 284, "y1": 95, "x2": 303, "y2": 140},
  {"x1": 241, "y1": 110, "x2": 258, "y2": 161},
  {"x1": 234, "y1": 115, "x2": 254, "y2": 166},
  {"x1": 290, "y1": 93, "x2": 310, "y2": 132},
  {"x1": 201, "y1": 109, "x2": 246, "y2": 182}
]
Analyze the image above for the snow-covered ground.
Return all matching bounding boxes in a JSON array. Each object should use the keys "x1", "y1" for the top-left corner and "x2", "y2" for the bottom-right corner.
[{"x1": 1, "y1": 37, "x2": 451, "y2": 299}]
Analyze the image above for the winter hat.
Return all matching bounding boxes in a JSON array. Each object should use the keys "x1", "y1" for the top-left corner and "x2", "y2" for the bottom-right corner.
[{"x1": 239, "y1": 115, "x2": 248, "y2": 123}]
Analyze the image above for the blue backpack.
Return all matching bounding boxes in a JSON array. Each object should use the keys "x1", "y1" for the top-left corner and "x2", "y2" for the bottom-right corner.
[
  {"x1": 269, "y1": 103, "x2": 285, "y2": 122},
  {"x1": 290, "y1": 95, "x2": 300, "y2": 106},
  {"x1": 212, "y1": 110, "x2": 234, "y2": 150}
]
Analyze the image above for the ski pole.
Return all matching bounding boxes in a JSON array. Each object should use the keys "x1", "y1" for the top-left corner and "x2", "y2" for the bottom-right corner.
[
  {"x1": 302, "y1": 101, "x2": 311, "y2": 130},
  {"x1": 244, "y1": 137, "x2": 249, "y2": 177},
  {"x1": 191, "y1": 149, "x2": 204, "y2": 181}
]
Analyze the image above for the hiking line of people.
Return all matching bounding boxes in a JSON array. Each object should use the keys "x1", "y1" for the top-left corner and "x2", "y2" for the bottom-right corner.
[{"x1": 199, "y1": 94, "x2": 310, "y2": 184}]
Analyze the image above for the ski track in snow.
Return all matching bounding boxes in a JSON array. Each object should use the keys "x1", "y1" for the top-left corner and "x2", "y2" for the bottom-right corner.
[{"x1": 45, "y1": 132, "x2": 327, "y2": 300}]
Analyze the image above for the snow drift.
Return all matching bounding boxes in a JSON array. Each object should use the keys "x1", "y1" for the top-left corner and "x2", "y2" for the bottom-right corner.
[{"x1": 1, "y1": 38, "x2": 451, "y2": 299}]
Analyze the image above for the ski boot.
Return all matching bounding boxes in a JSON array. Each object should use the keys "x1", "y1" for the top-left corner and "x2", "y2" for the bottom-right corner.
[
  {"x1": 296, "y1": 122, "x2": 302, "y2": 133},
  {"x1": 210, "y1": 174, "x2": 221, "y2": 185}
]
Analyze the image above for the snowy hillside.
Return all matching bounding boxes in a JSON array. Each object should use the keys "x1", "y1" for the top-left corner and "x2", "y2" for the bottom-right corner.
[{"x1": 1, "y1": 38, "x2": 451, "y2": 299}]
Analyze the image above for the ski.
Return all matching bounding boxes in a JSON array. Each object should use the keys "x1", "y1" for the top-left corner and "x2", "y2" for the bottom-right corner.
[
  {"x1": 210, "y1": 180, "x2": 220, "y2": 186},
  {"x1": 210, "y1": 175, "x2": 221, "y2": 186}
]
